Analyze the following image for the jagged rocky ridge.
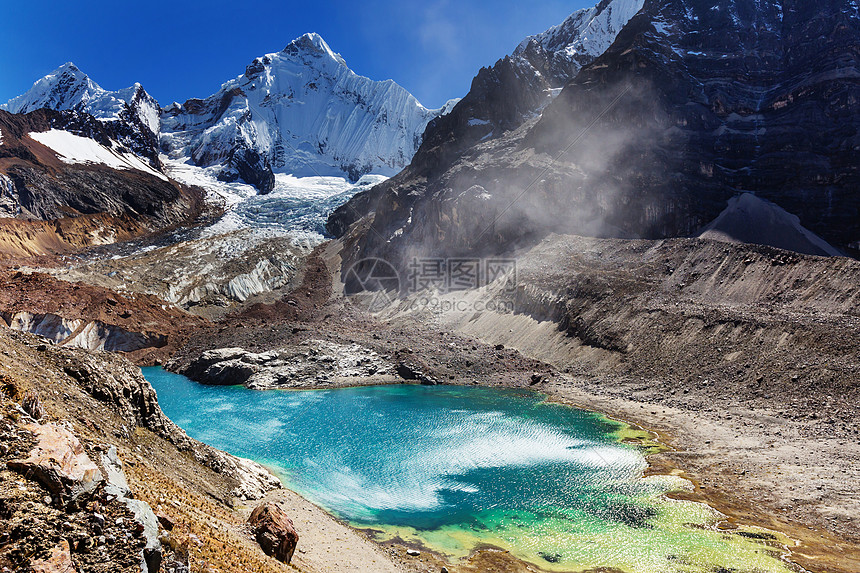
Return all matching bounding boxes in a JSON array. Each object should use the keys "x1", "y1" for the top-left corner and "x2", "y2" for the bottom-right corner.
[
  {"x1": 330, "y1": 0, "x2": 860, "y2": 264},
  {"x1": 160, "y1": 33, "x2": 453, "y2": 193}
]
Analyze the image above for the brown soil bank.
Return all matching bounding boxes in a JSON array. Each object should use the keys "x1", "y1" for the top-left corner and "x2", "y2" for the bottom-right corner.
[{"x1": 0, "y1": 269, "x2": 210, "y2": 365}]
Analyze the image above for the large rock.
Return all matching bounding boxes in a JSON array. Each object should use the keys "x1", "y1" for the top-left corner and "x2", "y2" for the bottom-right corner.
[
  {"x1": 247, "y1": 503, "x2": 299, "y2": 564},
  {"x1": 173, "y1": 340, "x2": 394, "y2": 389},
  {"x1": 8, "y1": 423, "x2": 102, "y2": 501}
]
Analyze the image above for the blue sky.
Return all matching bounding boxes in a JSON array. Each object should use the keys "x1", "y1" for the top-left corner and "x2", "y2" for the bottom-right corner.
[{"x1": 0, "y1": 0, "x2": 591, "y2": 109}]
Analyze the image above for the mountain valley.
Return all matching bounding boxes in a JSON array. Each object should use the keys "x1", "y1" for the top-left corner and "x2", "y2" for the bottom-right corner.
[{"x1": 1, "y1": 1, "x2": 860, "y2": 572}]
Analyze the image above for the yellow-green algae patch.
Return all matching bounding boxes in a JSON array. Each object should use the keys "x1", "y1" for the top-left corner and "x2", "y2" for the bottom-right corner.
[
  {"x1": 356, "y1": 412, "x2": 801, "y2": 573},
  {"x1": 353, "y1": 406, "x2": 802, "y2": 573}
]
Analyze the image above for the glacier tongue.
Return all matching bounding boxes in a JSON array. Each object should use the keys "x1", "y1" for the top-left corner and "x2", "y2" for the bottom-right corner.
[
  {"x1": 160, "y1": 33, "x2": 445, "y2": 188},
  {"x1": 162, "y1": 156, "x2": 383, "y2": 244}
]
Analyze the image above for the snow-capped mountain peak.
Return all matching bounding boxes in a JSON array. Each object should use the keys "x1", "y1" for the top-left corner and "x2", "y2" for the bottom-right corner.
[
  {"x1": 160, "y1": 33, "x2": 446, "y2": 191},
  {"x1": 1, "y1": 62, "x2": 160, "y2": 136},
  {"x1": 284, "y1": 32, "x2": 348, "y2": 67},
  {"x1": 2, "y1": 63, "x2": 98, "y2": 115}
]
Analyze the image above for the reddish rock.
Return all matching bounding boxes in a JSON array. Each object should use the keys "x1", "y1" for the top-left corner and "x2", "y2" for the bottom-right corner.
[
  {"x1": 30, "y1": 539, "x2": 76, "y2": 573},
  {"x1": 247, "y1": 503, "x2": 299, "y2": 564},
  {"x1": 8, "y1": 423, "x2": 102, "y2": 500}
]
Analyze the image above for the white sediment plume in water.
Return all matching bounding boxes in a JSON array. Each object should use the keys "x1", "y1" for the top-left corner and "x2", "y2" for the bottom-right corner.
[{"x1": 299, "y1": 408, "x2": 642, "y2": 520}]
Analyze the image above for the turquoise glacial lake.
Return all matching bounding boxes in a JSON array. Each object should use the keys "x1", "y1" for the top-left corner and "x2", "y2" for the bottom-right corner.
[{"x1": 142, "y1": 367, "x2": 798, "y2": 572}]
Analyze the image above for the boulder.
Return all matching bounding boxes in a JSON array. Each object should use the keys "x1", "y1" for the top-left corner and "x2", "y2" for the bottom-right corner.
[
  {"x1": 8, "y1": 423, "x2": 102, "y2": 501},
  {"x1": 247, "y1": 503, "x2": 299, "y2": 564},
  {"x1": 30, "y1": 539, "x2": 76, "y2": 573},
  {"x1": 396, "y1": 362, "x2": 438, "y2": 385},
  {"x1": 156, "y1": 513, "x2": 175, "y2": 531}
]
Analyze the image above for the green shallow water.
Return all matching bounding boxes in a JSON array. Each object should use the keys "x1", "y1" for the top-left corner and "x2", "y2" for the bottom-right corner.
[{"x1": 142, "y1": 367, "x2": 799, "y2": 573}]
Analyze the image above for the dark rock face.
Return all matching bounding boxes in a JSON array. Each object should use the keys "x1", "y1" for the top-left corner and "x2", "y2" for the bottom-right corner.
[
  {"x1": 326, "y1": 33, "x2": 571, "y2": 239},
  {"x1": 327, "y1": 0, "x2": 641, "y2": 239},
  {"x1": 247, "y1": 503, "x2": 299, "y2": 564},
  {"x1": 0, "y1": 108, "x2": 198, "y2": 228},
  {"x1": 533, "y1": 0, "x2": 860, "y2": 247},
  {"x1": 217, "y1": 147, "x2": 276, "y2": 195},
  {"x1": 330, "y1": 0, "x2": 860, "y2": 265}
]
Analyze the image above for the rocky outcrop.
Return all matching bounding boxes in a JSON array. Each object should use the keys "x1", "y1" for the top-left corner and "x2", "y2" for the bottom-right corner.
[
  {"x1": 59, "y1": 346, "x2": 280, "y2": 500},
  {"x1": 216, "y1": 147, "x2": 275, "y2": 195},
  {"x1": 0, "y1": 109, "x2": 187, "y2": 221},
  {"x1": 8, "y1": 422, "x2": 103, "y2": 502},
  {"x1": 395, "y1": 362, "x2": 439, "y2": 386},
  {"x1": 101, "y1": 446, "x2": 162, "y2": 573},
  {"x1": 174, "y1": 340, "x2": 395, "y2": 389},
  {"x1": 247, "y1": 503, "x2": 299, "y2": 564}
]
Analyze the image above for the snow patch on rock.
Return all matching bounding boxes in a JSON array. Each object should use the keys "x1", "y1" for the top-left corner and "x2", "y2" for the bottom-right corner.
[{"x1": 30, "y1": 129, "x2": 167, "y2": 180}]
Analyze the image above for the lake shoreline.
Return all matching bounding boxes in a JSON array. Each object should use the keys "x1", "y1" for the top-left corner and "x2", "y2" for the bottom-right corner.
[{"x1": 153, "y1": 366, "x2": 856, "y2": 573}]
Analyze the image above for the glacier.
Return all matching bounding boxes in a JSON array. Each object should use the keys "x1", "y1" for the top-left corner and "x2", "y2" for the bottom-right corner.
[{"x1": 162, "y1": 154, "x2": 385, "y2": 244}]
